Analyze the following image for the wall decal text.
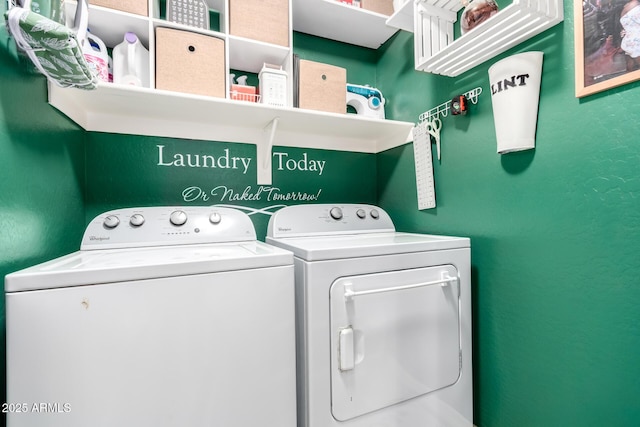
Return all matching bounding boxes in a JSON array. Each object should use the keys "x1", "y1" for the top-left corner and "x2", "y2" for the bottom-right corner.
[
  {"x1": 157, "y1": 145, "x2": 327, "y2": 176},
  {"x1": 183, "y1": 185, "x2": 322, "y2": 203}
]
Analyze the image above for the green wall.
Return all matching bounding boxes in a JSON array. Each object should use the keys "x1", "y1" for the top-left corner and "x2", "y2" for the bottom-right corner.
[
  {"x1": 2, "y1": 1, "x2": 640, "y2": 426},
  {"x1": 376, "y1": 3, "x2": 640, "y2": 426},
  {"x1": 84, "y1": 135, "x2": 377, "y2": 238},
  {"x1": 0, "y1": 17, "x2": 86, "y2": 408}
]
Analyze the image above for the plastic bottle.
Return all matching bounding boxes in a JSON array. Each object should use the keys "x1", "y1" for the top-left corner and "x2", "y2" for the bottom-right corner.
[
  {"x1": 112, "y1": 32, "x2": 150, "y2": 88},
  {"x1": 82, "y1": 32, "x2": 109, "y2": 83}
]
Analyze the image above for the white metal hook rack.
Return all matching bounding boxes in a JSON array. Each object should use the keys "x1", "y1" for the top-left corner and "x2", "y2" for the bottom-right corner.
[
  {"x1": 412, "y1": 86, "x2": 482, "y2": 211},
  {"x1": 419, "y1": 87, "x2": 483, "y2": 123}
]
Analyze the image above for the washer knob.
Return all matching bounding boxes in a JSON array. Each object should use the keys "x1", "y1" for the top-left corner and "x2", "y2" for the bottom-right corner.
[
  {"x1": 356, "y1": 209, "x2": 366, "y2": 219},
  {"x1": 169, "y1": 210, "x2": 188, "y2": 226},
  {"x1": 370, "y1": 209, "x2": 380, "y2": 219},
  {"x1": 103, "y1": 215, "x2": 120, "y2": 229},
  {"x1": 329, "y1": 207, "x2": 343, "y2": 220},
  {"x1": 209, "y1": 212, "x2": 222, "y2": 224},
  {"x1": 129, "y1": 214, "x2": 145, "y2": 227}
]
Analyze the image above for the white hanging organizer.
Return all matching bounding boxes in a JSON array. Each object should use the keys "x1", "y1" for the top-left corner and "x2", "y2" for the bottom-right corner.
[
  {"x1": 412, "y1": 87, "x2": 482, "y2": 210},
  {"x1": 419, "y1": 87, "x2": 482, "y2": 123},
  {"x1": 414, "y1": 0, "x2": 564, "y2": 77}
]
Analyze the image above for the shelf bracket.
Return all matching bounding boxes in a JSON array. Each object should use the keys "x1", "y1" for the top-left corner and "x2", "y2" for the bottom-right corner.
[{"x1": 257, "y1": 117, "x2": 279, "y2": 185}]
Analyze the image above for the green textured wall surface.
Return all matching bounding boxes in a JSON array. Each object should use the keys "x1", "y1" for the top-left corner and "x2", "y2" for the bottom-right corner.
[
  {"x1": 0, "y1": 15, "x2": 86, "y2": 409},
  {"x1": 85, "y1": 134, "x2": 377, "y2": 239},
  {"x1": 3, "y1": 1, "x2": 640, "y2": 426},
  {"x1": 377, "y1": 4, "x2": 640, "y2": 427},
  {"x1": 293, "y1": 32, "x2": 379, "y2": 85}
]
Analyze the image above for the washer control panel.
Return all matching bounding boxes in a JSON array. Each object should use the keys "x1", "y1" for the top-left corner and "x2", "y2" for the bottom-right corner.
[
  {"x1": 81, "y1": 206, "x2": 256, "y2": 250},
  {"x1": 267, "y1": 204, "x2": 395, "y2": 238}
]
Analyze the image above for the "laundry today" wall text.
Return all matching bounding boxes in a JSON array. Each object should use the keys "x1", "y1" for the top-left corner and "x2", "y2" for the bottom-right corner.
[{"x1": 156, "y1": 145, "x2": 326, "y2": 176}]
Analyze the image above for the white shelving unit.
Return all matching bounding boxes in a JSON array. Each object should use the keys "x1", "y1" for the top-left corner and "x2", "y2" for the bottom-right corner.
[
  {"x1": 389, "y1": 0, "x2": 564, "y2": 77},
  {"x1": 291, "y1": 0, "x2": 399, "y2": 49},
  {"x1": 50, "y1": 1, "x2": 414, "y2": 184},
  {"x1": 69, "y1": 0, "x2": 294, "y2": 82},
  {"x1": 49, "y1": 83, "x2": 413, "y2": 184},
  {"x1": 386, "y1": 0, "x2": 413, "y2": 32}
]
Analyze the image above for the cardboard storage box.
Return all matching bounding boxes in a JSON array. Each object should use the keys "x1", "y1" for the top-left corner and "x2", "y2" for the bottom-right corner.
[
  {"x1": 361, "y1": 0, "x2": 394, "y2": 16},
  {"x1": 298, "y1": 59, "x2": 346, "y2": 114},
  {"x1": 155, "y1": 27, "x2": 225, "y2": 98},
  {"x1": 229, "y1": 0, "x2": 289, "y2": 47},
  {"x1": 89, "y1": 0, "x2": 148, "y2": 16}
]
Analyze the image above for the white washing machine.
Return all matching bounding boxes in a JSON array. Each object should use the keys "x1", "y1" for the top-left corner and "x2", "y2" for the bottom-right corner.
[
  {"x1": 266, "y1": 204, "x2": 473, "y2": 427},
  {"x1": 5, "y1": 206, "x2": 296, "y2": 427}
]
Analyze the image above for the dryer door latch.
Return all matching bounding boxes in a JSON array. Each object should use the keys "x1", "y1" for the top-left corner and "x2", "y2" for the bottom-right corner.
[{"x1": 339, "y1": 327, "x2": 355, "y2": 371}]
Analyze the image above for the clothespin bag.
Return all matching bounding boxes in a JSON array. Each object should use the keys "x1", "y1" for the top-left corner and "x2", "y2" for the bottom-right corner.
[{"x1": 5, "y1": 0, "x2": 97, "y2": 89}]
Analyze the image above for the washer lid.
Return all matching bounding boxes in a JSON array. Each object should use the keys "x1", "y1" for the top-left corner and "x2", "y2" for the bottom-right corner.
[
  {"x1": 266, "y1": 232, "x2": 470, "y2": 261},
  {"x1": 5, "y1": 241, "x2": 292, "y2": 292}
]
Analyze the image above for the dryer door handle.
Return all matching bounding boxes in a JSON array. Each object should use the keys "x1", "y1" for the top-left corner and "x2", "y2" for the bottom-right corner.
[
  {"x1": 343, "y1": 272, "x2": 457, "y2": 301},
  {"x1": 338, "y1": 327, "x2": 355, "y2": 371}
]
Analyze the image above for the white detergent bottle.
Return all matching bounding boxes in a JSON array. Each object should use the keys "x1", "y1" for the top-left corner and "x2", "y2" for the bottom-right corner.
[
  {"x1": 113, "y1": 32, "x2": 150, "y2": 88},
  {"x1": 82, "y1": 32, "x2": 109, "y2": 83}
]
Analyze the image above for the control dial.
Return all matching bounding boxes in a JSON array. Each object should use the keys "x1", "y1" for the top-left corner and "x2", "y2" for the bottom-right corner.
[
  {"x1": 169, "y1": 210, "x2": 188, "y2": 226},
  {"x1": 356, "y1": 209, "x2": 366, "y2": 219},
  {"x1": 129, "y1": 214, "x2": 145, "y2": 227},
  {"x1": 329, "y1": 207, "x2": 343, "y2": 220},
  {"x1": 370, "y1": 209, "x2": 380, "y2": 219},
  {"x1": 103, "y1": 215, "x2": 120, "y2": 229},
  {"x1": 209, "y1": 212, "x2": 222, "y2": 224}
]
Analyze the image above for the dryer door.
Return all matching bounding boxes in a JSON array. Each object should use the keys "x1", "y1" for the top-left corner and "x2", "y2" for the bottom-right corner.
[{"x1": 329, "y1": 265, "x2": 461, "y2": 421}]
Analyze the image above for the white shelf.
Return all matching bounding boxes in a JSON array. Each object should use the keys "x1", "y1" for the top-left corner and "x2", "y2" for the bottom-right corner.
[
  {"x1": 67, "y1": 4, "x2": 151, "y2": 46},
  {"x1": 292, "y1": 0, "x2": 399, "y2": 49},
  {"x1": 414, "y1": 0, "x2": 564, "y2": 77},
  {"x1": 228, "y1": 36, "x2": 291, "y2": 73},
  {"x1": 48, "y1": 83, "x2": 414, "y2": 179},
  {"x1": 386, "y1": 0, "x2": 413, "y2": 33}
]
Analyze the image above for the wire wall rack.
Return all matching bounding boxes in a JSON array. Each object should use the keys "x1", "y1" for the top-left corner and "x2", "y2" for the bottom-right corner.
[{"x1": 418, "y1": 87, "x2": 483, "y2": 123}]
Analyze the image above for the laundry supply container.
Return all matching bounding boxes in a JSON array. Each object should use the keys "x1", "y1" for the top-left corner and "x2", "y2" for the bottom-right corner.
[
  {"x1": 297, "y1": 59, "x2": 346, "y2": 114},
  {"x1": 229, "y1": 0, "x2": 290, "y2": 47},
  {"x1": 113, "y1": 32, "x2": 150, "y2": 87},
  {"x1": 89, "y1": 0, "x2": 148, "y2": 16},
  {"x1": 155, "y1": 27, "x2": 226, "y2": 98}
]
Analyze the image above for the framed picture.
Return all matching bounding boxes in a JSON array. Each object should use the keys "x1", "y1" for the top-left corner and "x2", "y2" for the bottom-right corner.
[{"x1": 575, "y1": 0, "x2": 640, "y2": 97}]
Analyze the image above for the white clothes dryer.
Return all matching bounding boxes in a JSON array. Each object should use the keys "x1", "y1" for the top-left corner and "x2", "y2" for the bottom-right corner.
[
  {"x1": 266, "y1": 204, "x2": 473, "y2": 427},
  {"x1": 5, "y1": 206, "x2": 296, "y2": 427}
]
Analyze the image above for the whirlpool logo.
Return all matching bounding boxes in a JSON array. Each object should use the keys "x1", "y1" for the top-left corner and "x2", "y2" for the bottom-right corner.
[{"x1": 89, "y1": 236, "x2": 110, "y2": 241}]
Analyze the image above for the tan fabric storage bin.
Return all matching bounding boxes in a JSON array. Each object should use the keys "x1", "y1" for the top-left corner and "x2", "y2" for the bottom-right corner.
[
  {"x1": 89, "y1": 0, "x2": 148, "y2": 16},
  {"x1": 155, "y1": 27, "x2": 225, "y2": 98},
  {"x1": 298, "y1": 59, "x2": 346, "y2": 114},
  {"x1": 361, "y1": 0, "x2": 394, "y2": 16},
  {"x1": 229, "y1": 0, "x2": 289, "y2": 47}
]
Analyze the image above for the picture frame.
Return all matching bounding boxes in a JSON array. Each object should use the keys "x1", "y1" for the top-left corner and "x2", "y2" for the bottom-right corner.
[{"x1": 575, "y1": 0, "x2": 640, "y2": 97}]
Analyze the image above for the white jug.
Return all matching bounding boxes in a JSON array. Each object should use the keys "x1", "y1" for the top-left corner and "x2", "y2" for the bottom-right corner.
[
  {"x1": 82, "y1": 32, "x2": 109, "y2": 83},
  {"x1": 113, "y1": 32, "x2": 150, "y2": 88}
]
